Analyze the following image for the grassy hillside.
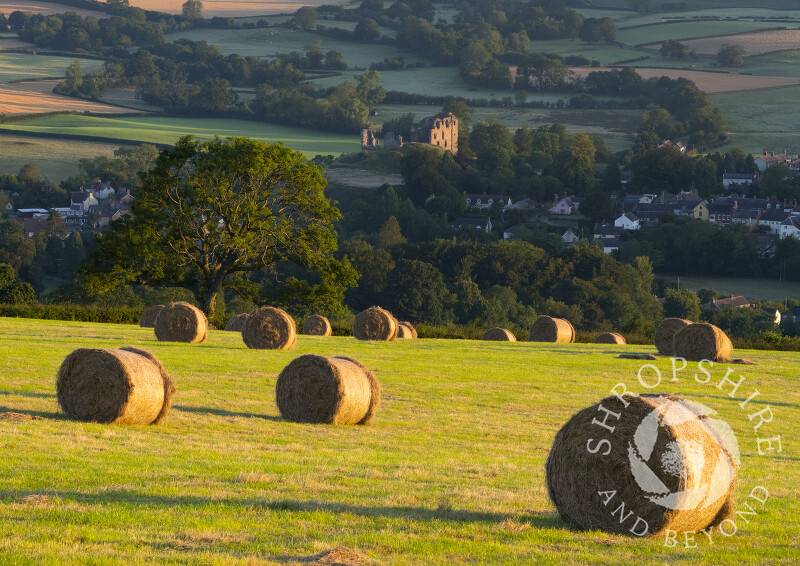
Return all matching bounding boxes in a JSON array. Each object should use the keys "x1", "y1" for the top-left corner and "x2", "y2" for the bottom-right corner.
[
  {"x1": 0, "y1": 135, "x2": 118, "y2": 180},
  {"x1": 0, "y1": 115, "x2": 361, "y2": 158},
  {"x1": 660, "y1": 274, "x2": 800, "y2": 302},
  {"x1": 0, "y1": 318, "x2": 796, "y2": 564}
]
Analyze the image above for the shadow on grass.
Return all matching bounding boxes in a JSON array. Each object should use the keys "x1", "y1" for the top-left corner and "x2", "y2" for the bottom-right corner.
[
  {"x1": 0, "y1": 390, "x2": 56, "y2": 399},
  {"x1": 5, "y1": 488, "x2": 565, "y2": 529},
  {"x1": 173, "y1": 404, "x2": 282, "y2": 421},
  {"x1": 0, "y1": 405, "x2": 67, "y2": 420}
]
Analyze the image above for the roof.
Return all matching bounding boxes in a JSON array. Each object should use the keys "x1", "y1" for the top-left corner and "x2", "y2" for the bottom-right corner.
[
  {"x1": 594, "y1": 223, "x2": 622, "y2": 237},
  {"x1": 601, "y1": 236, "x2": 621, "y2": 247},
  {"x1": 618, "y1": 212, "x2": 639, "y2": 222},
  {"x1": 466, "y1": 193, "x2": 510, "y2": 203},
  {"x1": 70, "y1": 191, "x2": 92, "y2": 203},
  {"x1": 761, "y1": 209, "x2": 791, "y2": 222},
  {"x1": 733, "y1": 209, "x2": 760, "y2": 220},
  {"x1": 708, "y1": 202, "x2": 734, "y2": 214},
  {"x1": 723, "y1": 173, "x2": 756, "y2": 180},
  {"x1": 453, "y1": 217, "x2": 490, "y2": 229},
  {"x1": 706, "y1": 296, "x2": 752, "y2": 309}
]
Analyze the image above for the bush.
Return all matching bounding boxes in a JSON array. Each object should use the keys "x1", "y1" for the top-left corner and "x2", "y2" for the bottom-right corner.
[{"x1": 0, "y1": 303, "x2": 141, "y2": 324}]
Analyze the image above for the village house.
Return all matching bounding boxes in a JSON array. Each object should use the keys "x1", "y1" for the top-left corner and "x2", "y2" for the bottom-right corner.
[
  {"x1": 731, "y1": 208, "x2": 761, "y2": 229},
  {"x1": 705, "y1": 296, "x2": 752, "y2": 310},
  {"x1": 81, "y1": 180, "x2": 115, "y2": 200},
  {"x1": 466, "y1": 193, "x2": 512, "y2": 210},
  {"x1": 657, "y1": 140, "x2": 687, "y2": 153},
  {"x1": 722, "y1": 172, "x2": 757, "y2": 190},
  {"x1": 452, "y1": 217, "x2": 492, "y2": 232},
  {"x1": 762, "y1": 307, "x2": 781, "y2": 325},
  {"x1": 779, "y1": 216, "x2": 800, "y2": 239},
  {"x1": 614, "y1": 212, "x2": 640, "y2": 231},
  {"x1": 70, "y1": 189, "x2": 99, "y2": 212},
  {"x1": 549, "y1": 194, "x2": 583, "y2": 215},
  {"x1": 760, "y1": 208, "x2": 792, "y2": 235},
  {"x1": 754, "y1": 151, "x2": 793, "y2": 172},
  {"x1": 562, "y1": 228, "x2": 580, "y2": 244}
]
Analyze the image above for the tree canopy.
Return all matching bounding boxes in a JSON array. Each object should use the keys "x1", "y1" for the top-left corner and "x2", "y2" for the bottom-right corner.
[{"x1": 80, "y1": 136, "x2": 357, "y2": 317}]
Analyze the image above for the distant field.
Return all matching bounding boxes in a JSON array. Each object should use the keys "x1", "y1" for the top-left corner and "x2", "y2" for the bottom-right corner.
[
  {"x1": 660, "y1": 275, "x2": 800, "y2": 301},
  {"x1": 0, "y1": 134, "x2": 117, "y2": 180},
  {"x1": 0, "y1": 114, "x2": 361, "y2": 157},
  {"x1": 527, "y1": 37, "x2": 649, "y2": 66},
  {"x1": 615, "y1": 9, "x2": 800, "y2": 28},
  {"x1": 164, "y1": 27, "x2": 422, "y2": 70},
  {"x1": 711, "y1": 84, "x2": 800, "y2": 155},
  {"x1": 570, "y1": 66, "x2": 800, "y2": 93},
  {"x1": 0, "y1": 53, "x2": 104, "y2": 83},
  {"x1": 0, "y1": 1, "x2": 105, "y2": 18},
  {"x1": 680, "y1": 29, "x2": 800, "y2": 55},
  {"x1": 0, "y1": 37, "x2": 33, "y2": 51},
  {"x1": 130, "y1": 0, "x2": 344, "y2": 17},
  {"x1": 617, "y1": 21, "x2": 782, "y2": 46},
  {"x1": 0, "y1": 81, "x2": 134, "y2": 115}
]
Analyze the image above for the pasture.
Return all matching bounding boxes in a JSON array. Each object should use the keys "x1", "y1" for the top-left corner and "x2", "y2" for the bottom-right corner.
[
  {"x1": 659, "y1": 275, "x2": 800, "y2": 302},
  {"x1": 618, "y1": 21, "x2": 783, "y2": 47},
  {"x1": 0, "y1": 114, "x2": 361, "y2": 157},
  {"x1": 0, "y1": 53, "x2": 104, "y2": 83},
  {"x1": 0, "y1": 1, "x2": 106, "y2": 18},
  {"x1": 0, "y1": 134, "x2": 117, "y2": 180},
  {"x1": 0, "y1": 317, "x2": 796, "y2": 564},
  {"x1": 163, "y1": 26, "x2": 418, "y2": 70}
]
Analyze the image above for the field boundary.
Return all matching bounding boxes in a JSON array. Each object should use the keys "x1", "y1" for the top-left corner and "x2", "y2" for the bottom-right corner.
[{"x1": 0, "y1": 126, "x2": 173, "y2": 149}]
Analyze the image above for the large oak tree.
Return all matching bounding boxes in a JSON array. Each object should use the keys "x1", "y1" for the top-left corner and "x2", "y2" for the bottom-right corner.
[{"x1": 80, "y1": 136, "x2": 357, "y2": 318}]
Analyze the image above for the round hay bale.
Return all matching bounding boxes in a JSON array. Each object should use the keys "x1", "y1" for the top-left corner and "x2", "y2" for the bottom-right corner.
[
  {"x1": 528, "y1": 315, "x2": 575, "y2": 343},
  {"x1": 654, "y1": 318, "x2": 691, "y2": 355},
  {"x1": 481, "y1": 327, "x2": 516, "y2": 341},
  {"x1": 397, "y1": 323, "x2": 414, "y2": 339},
  {"x1": 56, "y1": 347, "x2": 176, "y2": 425},
  {"x1": 353, "y1": 306, "x2": 398, "y2": 341},
  {"x1": 595, "y1": 332, "x2": 626, "y2": 345},
  {"x1": 242, "y1": 306, "x2": 296, "y2": 350},
  {"x1": 399, "y1": 321, "x2": 418, "y2": 339},
  {"x1": 153, "y1": 301, "x2": 207, "y2": 343},
  {"x1": 546, "y1": 394, "x2": 738, "y2": 536},
  {"x1": 225, "y1": 313, "x2": 249, "y2": 332},
  {"x1": 303, "y1": 314, "x2": 333, "y2": 336},
  {"x1": 139, "y1": 305, "x2": 164, "y2": 328},
  {"x1": 276, "y1": 354, "x2": 380, "y2": 425},
  {"x1": 673, "y1": 323, "x2": 733, "y2": 363}
]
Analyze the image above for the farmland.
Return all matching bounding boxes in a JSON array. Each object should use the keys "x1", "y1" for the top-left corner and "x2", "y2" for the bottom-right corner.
[
  {"x1": 0, "y1": 1, "x2": 106, "y2": 18},
  {"x1": 680, "y1": 29, "x2": 800, "y2": 56},
  {"x1": 0, "y1": 53, "x2": 104, "y2": 83},
  {"x1": 0, "y1": 317, "x2": 797, "y2": 564},
  {"x1": 0, "y1": 114, "x2": 361, "y2": 157},
  {"x1": 0, "y1": 134, "x2": 118, "y2": 180},
  {"x1": 659, "y1": 275, "x2": 800, "y2": 302},
  {"x1": 0, "y1": 81, "x2": 131, "y2": 115}
]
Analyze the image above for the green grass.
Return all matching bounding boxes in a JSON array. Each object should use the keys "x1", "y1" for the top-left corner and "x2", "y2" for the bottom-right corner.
[
  {"x1": 0, "y1": 134, "x2": 118, "y2": 180},
  {"x1": 527, "y1": 38, "x2": 650, "y2": 66},
  {"x1": 660, "y1": 274, "x2": 800, "y2": 302},
  {"x1": 164, "y1": 27, "x2": 422, "y2": 69},
  {"x1": 617, "y1": 21, "x2": 789, "y2": 46},
  {"x1": 710, "y1": 84, "x2": 800, "y2": 155},
  {"x1": 0, "y1": 317, "x2": 797, "y2": 564},
  {"x1": 0, "y1": 115, "x2": 361, "y2": 158},
  {"x1": 0, "y1": 53, "x2": 104, "y2": 83}
]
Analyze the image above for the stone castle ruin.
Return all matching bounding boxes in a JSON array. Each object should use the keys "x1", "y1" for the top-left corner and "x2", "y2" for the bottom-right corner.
[{"x1": 360, "y1": 112, "x2": 458, "y2": 154}]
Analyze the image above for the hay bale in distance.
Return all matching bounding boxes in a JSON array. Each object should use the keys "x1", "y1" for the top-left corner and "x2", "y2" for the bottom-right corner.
[
  {"x1": 673, "y1": 323, "x2": 733, "y2": 362},
  {"x1": 654, "y1": 318, "x2": 691, "y2": 355},
  {"x1": 546, "y1": 394, "x2": 737, "y2": 536},
  {"x1": 276, "y1": 354, "x2": 380, "y2": 425},
  {"x1": 242, "y1": 306, "x2": 297, "y2": 350},
  {"x1": 352, "y1": 307, "x2": 398, "y2": 341},
  {"x1": 397, "y1": 324, "x2": 414, "y2": 339},
  {"x1": 139, "y1": 305, "x2": 164, "y2": 328},
  {"x1": 528, "y1": 315, "x2": 575, "y2": 343},
  {"x1": 595, "y1": 332, "x2": 626, "y2": 345},
  {"x1": 154, "y1": 301, "x2": 207, "y2": 343},
  {"x1": 225, "y1": 313, "x2": 249, "y2": 332},
  {"x1": 303, "y1": 314, "x2": 333, "y2": 336},
  {"x1": 399, "y1": 321, "x2": 418, "y2": 339},
  {"x1": 481, "y1": 327, "x2": 516, "y2": 341},
  {"x1": 56, "y1": 347, "x2": 175, "y2": 425}
]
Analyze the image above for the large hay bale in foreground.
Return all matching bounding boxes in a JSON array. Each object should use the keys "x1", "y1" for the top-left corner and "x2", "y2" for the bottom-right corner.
[
  {"x1": 56, "y1": 347, "x2": 176, "y2": 425},
  {"x1": 303, "y1": 314, "x2": 333, "y2": 336},
  {"x1": 353, "y1": 307, "x2": 398, "y2": 341},
  {"x1": 654, "y1": 318, "x2": 691, "y2": 355},
  {"x1": 481, "y1": 327, "x2": 516, "y2": 341},
  {"x1": 595, "y1": 332, "x2": 626, "y2": 345},
  {"x1": 154, "y1": 301, "x2": 207, "y2": 343},
  {"x1": 139, "y1": 305, "x2": 164, "y2": 328},
  {"x1": 399, "y1": 321, "x2": 417, "y2": 339},
  {"x1": 528, "y1": 315, "x2": 575, "y2": 343},
  {"x1": 546, "y1": 394, "x2": 737, "y2": 536},
  {"x1": 673, "y1": 323, "x2": 733, "y2": 362},
  {"x1": 276, "y1": 354, "x2": 380, "y2": 425},
  {"x1": 242, "y1": 306, "x2": 296, "y2": 350},
  {"x1": 225, "y1": 313, "x2": 249, "y2": 332}
]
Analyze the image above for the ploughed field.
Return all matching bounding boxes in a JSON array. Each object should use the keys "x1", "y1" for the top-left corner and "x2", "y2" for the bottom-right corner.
[{"x1": 0, "y1": 318, "x2": 796, "y2": 564}]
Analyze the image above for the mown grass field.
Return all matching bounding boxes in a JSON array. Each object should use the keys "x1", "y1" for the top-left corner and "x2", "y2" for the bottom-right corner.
[
  {"x1": 660, "y1": 275, "x2": 800, "y2": 302},
  {"x1": 0, "y1": 317, "x2": 796, "y2": 564},
  {"x1": 0, "y1": 115, "x2": 361, "y2": 158},
  {"x1": 0, "y1": 134, "x2": 118, "y2": 180},
  {"x1": 617, "y1": 21, "x2": 785, "y2": 47},
  {"x1": 0, "y1": 53, "x2": 104, "y2": 83}
]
